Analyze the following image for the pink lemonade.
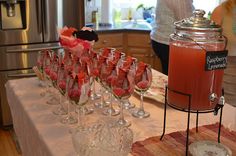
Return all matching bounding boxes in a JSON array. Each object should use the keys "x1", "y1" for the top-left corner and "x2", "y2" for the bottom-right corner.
[{"x1": 168, "y1": 43, "x2": 224, "y2": 111}]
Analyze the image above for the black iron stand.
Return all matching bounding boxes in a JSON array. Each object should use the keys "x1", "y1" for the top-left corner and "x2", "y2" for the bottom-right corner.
[{"x1": 160, "y1": 86, "x2": 224, "y2": 156}]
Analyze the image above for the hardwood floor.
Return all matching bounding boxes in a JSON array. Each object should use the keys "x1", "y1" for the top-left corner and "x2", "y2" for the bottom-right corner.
[{"x1": 0, "y1": 128, "x2": 21, "y2": 156}]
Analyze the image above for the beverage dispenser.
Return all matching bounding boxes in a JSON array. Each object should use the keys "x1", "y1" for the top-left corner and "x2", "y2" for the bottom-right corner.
[
  {"x1": 168, "y1": 10, "x2": 228, "y2": 111},
  {"x1": 0, "y1": 0, "x2": 26, "y2": 29}
]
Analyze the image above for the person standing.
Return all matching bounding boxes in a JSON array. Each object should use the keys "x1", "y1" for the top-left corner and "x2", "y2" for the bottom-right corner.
[
  {"x1": 211, "y1": 0, "x2": 236, "y2": 106},
  {"x1": 150, "y1": 0, "x2": 194, "y2": 75}
]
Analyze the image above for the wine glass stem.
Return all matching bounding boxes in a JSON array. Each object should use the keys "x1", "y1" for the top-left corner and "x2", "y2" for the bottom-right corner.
[
  {"x1": 100, "y1": 88, "x2": 105, "y2": 105},
  {"x1": 109, "y1": 93, "x2": 113, "y2": 110},
  {"x1": 59, "y1": 93, "x2": 62, "y2": 106},
  {"x1": 77, "y1": 106, "x2": 81, "y2": 125},
  {"x1": 93, "y1": 78, "x2": 96, "y2": 95},
  {"x1": 68, "y1": 100, "x2": 73, "y2": 117},
  {"x1": 119, "y1": 100, "x2": 124, "y2": 122},
  {"x1": 77, "y1": 106, "x2": 85, "y2": 127},
  {"x1": 59, "y1": 94, "x2": 65, "y2": 111},
  {"x1": 139, "y1": 92, "x2": 145, "y2": 112}
]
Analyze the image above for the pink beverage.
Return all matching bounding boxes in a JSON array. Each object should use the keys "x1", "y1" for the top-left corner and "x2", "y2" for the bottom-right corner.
[{"x1": 168, "y1": 42, "x2": 225, "y2": 111}]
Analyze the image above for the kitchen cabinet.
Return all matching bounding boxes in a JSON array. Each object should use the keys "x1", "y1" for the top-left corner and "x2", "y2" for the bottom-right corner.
[
  {"x1": 94, "y1": 31, "x2": 162, "y2": 72},
  {"x1": 93, "y1": 32, "x2": 124, "y2": 51},
  {"x1": 125, "y1": 32, "x2": 162, "y2": 72}
]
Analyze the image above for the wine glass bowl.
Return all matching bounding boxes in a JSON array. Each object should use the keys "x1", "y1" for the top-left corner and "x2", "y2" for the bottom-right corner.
[{"x1": 112, "y1": 68, "x2": 135, "y2": 100}]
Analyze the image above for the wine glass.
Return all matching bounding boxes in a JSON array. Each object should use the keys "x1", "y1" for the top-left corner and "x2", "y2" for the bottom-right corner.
[
  {"x1": 111, "y1": 60, "x2": 136, "y2": 127},
  {"x1": 68, "y1": 72, "x2": 91, "y2": 127},
  {"x1": 46, "y1": 52, "x2": 60, "y2": 105},
  {"x1": 76, "y1": 56, "x2": 94, "y2": 115},
  {"x1": 41, "y1": 50, "x2": 53, "y2": 97},
  {"x1": 36, "y1": 51, "x2": 44, "y2": 76},
  {"x1": 36, "y1": 50, "x2": 46, "y2": 90},
  {"x1": 52, "y1": 62, "x2": 67, "y2": 115},
  {"x1": 49, "y1": 52, "x2": 59, "y2": 87},
  {"x1": 102, "y1": 50, "x2": 124, "y2": 116},
  {"x1": 121, "y1": 56, "x2": 137, "y2": 110},
  {"x1": 88, "y1": 50, "x2": 101, "y2": 100},
  {"x1": 132, "y1": 62, "x2": 152, "y2": 118},
  {"x1": 60, "y1": 72, "x2": 78, "y2": 124},
  {"x1": 94, "y1": 55, "x2": 110, "y2": 108},
  {"x1": 102, "y1": 60, "x2": 120, "y2": 116}
]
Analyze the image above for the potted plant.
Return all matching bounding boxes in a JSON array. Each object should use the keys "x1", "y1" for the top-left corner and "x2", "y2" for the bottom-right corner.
[{"x1": 136, "y1": 4, "x2": 154, "y2": 20}]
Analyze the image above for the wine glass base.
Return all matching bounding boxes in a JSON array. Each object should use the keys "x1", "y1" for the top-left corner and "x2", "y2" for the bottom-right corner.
[
  {"x1": 94, "y1": 102, "x2": 109, "y2": 108},
  {"x1": 46, "y1": 96, "x2": 59, "y2": 105},
  {"x1": 40, "y1": 91, "x2": 46, "y2": 97},
  {"x1": 116, "y1": 119, "x2": 131, "y2": 127},
  {"x1": 103, "y1": 108, "x2": 120, "y2": 116},
  {"x1": 40, "y1": 87, "x2": 51, "y2": 97},
  {"x1": 80, "y1": 107, "x2": 94, "y2": 115},
  {"x1": 132, "y1": 110, "x2": 150, "y2": 118},
  {"x1": 52, "y1": 106, "x2": 67, "y2": 115},
  {"x1": 38, "y1": 80, "x2": 46, "y2": 88},
  {"x1": 123, "y1": 100, "x2": 135, "y2": 110},
  {"x1": 90, "y1": 93, "x2": 101, "y2": 100},
  {"x1": 60, "y1": 115, "x2": 78, "y2": 124}
]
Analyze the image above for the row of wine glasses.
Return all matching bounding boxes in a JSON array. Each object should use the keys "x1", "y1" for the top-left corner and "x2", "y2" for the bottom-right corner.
[
  {"x1": 36, "y1": 46, "x2": 153, "y2": 128},
  {"x1": 36, "y1": 48, "x2": 89, "y2": 125},
  {"x1": 90, "y1": 48, "x2": 153, "y2": 126}
]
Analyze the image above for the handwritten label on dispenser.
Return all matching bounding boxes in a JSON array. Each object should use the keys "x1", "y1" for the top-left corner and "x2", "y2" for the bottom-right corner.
[{"x1": 205, "y1": 50, "x2": 228, "y2": 71}]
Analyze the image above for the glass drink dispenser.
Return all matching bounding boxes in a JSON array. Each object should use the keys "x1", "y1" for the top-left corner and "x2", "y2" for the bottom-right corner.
[{"x1": 168, "y1": 10, "x2": 228, "y2": 111}]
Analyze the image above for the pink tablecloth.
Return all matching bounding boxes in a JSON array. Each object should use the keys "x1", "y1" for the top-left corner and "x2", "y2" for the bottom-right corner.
[{"x1": 5, "y1": 70, "x2": 236, "y2": 156}]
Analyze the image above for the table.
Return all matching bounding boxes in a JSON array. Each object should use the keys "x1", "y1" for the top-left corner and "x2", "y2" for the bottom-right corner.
[{"x1": 5, "y1": 71, "x2": 236, "y2": 156}]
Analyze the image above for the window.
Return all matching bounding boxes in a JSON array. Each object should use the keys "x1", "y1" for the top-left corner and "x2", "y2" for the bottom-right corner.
[
  {"x1": 84, "y1": 0, "x2": 224, "y2": 24},
  {"x1": 193, "y1": 0, "x2": 221, "y2": 15},
  {"x1": 112, "y1": 0, "x2": 222, "y2": 18}
]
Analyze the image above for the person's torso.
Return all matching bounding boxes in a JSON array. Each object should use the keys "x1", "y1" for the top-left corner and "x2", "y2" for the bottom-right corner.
[
  {"x1": 150, "y1": 0, "x2": 194, "y2": 45},
  {"x1": 150, "y1": 0, "x2": 175, "y2": 44},
  {"x1": 222, "y1": 7, "x2": 236, "y2": 56}
]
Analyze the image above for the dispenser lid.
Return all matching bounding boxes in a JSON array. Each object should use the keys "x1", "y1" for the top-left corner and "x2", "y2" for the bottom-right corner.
[{"x1": 174, "y1": 9, "x2": 222, "y2": 32}]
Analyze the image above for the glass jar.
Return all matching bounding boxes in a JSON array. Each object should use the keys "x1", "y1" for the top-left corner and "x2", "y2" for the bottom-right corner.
[
  {"x1": 168, "y1": 10, "x2": 227, "y2": 111},
  {"x1": 71, "y1": 120, "x2": 133, "y2": 156}
]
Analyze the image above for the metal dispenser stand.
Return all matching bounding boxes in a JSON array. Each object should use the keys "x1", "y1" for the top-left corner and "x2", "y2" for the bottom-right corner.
[{"x1": 160, "y1": 86, "x2": 225, "y2": 156}]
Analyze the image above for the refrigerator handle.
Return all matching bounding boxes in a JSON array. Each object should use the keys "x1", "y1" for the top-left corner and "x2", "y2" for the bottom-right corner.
[
  {"x1": 7, "y1": 73, "x2": 36, "y2": 78},
  {"x1": 36, "y1": 0, "x2": 42, "y2": 34},
  {"x1": 6, "y1": 46, "x2": 62, "y2": 53}
]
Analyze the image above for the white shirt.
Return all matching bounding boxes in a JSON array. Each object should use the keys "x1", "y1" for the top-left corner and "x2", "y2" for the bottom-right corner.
[{"x1": 150, "y1": 0, "x2": 195, "y2": 45}]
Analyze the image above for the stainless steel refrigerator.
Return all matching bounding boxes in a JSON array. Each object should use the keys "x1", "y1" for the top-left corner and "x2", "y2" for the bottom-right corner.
[{"x1": 0, "y1": 0, "x2": 85, "y2": 127}]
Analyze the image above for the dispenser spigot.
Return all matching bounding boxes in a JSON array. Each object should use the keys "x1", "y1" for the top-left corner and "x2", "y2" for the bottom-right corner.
[
  {"x1": 214, "y1": 96, "x2": 225, "y2": 116},
  {"x1": 218, "y1": 96, "x2": 225, "y2": 106}
]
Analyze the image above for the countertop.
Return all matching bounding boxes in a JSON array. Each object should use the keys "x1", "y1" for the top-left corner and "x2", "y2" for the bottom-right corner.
[{"x1": 86, "y1": 20, "x2": 152, "y2": 33}]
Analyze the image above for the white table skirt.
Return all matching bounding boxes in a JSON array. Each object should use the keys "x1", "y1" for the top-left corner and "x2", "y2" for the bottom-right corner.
[{"x1": 5, "y1": 75, "x2": 236, "y2": 156}]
